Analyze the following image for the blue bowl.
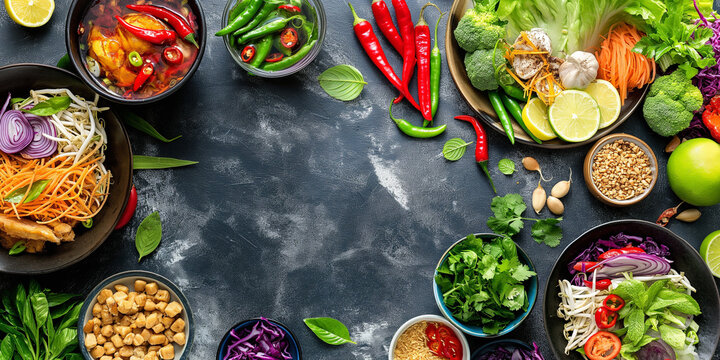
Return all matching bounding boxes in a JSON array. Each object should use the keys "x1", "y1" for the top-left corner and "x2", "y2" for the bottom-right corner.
[
  {"x1": 217, "y1": 318, "x2": 302, "y2": 360},
  {"x1": 433, "y1": 234, "x2": 538, "y2": 337},
  {"x1": 471, "y1": 339, "x2": 532, "y2": 359}
]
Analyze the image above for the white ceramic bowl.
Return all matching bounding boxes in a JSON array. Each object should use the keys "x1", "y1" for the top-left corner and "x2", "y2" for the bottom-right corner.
[{"x1": 388, "y1": 315, "x2": 470, "y2": 360}]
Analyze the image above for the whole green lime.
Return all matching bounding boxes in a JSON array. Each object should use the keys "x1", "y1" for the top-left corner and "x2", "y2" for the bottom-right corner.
[{"x1": 667, "y1": 138, "x2": 720, "y2": 206}]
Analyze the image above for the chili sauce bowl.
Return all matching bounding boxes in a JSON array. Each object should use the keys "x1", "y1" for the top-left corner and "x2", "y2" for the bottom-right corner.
[
  {"x1": 217, "y1": 318, "x2": 302, "y2": 360},
  {"x1": 432, "y1": 234, "x2": 538, "y2": 338},
  {"x1": 221, "y1": 0, "x2": 326, "y2": 77},
  {"x1": 388, "y1": 315, "x2": 470, "y2": 360},
  {"x1": 78, "y1": 270, "x2": 194, "y2": 360}
]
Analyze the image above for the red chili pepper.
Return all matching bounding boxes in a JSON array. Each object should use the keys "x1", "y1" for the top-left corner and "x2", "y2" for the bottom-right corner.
[
  {"x1": 126, "y1": 4, "x2": 199, "y2": 48},
  {"x1": 392, "y1": 0, "x2": 416, "y2": 105},
  {"x1": 584, "y1": 279, "x2": 612, "y2": 290},
  {"x1": 133, "y1": 63, "x2": 154, "y2": 91},
  {"x1": 241, "y1": 45, "x2": 256, "y2": 62},
  {"x1": 603, "y1": 294, "x2": 625, "y2": 311},
  {"x1": 414, "y1": 4, "x2": 432, "y2": 121},
  {"x1": 597, "y1": 247, "x2": 645, "y2": 260},
  {"x1": 115, "y1": 185, "x2": 137, "y2": 230},
  {"x1": 348, "y1": 3, "x2": 420, "y2": 111},
  {"x1": 115, "y1": 15, "x2": 176, "y2": 45},
  {"x1": 595, "y1": 307, "x2": 618, "y2": 329},
  {"x1": 656, "y1": 202, "x2": 683, "y2": 227},
  {"x1": 454, "y1": 115, "x2": 496, "y2": 192},
  {"x1": 573, "y1": 261, "x2": 599, "y2": 272},
  {"x1": 280, "y1": 28, "x2": 299, "y2": 49},
  {"x1": 278, "y1": 4, "x2": 302, "y2": 13},
  {"x1": 371, "y1": 0, "x2": 403, "y2": 54},
  {"x1": 265, "y1": 53, "x2": 284, "y2": 62},
  {"x1": 162, "y1": 46, "x2": 184, "y2": 65}
]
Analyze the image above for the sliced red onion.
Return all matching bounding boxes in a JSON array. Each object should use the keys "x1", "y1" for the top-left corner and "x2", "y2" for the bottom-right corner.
[
  {"x1": 0, "y1": 110, "x2": 33, "y2": 154},
  {"x1": 0, "y1": 93, "x2": 10, "y2": 119},
  {"x1": 594, "y1": 253, "x2": 671, "y2": 279},
  {"x1": 20, "y1": 115, "x2": 57, "y2": 159}
]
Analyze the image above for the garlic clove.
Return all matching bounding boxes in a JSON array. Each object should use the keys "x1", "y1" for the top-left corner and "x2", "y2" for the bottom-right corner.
[
  {"x1": 522, "y1": 157, "x2": 551, "y2": 181},
  {"x1": 532, "y1": 181, "x2": 547, "y2": 214},
  {"x1": 676, "y1": 209, "x2": 701, "y2": 223},
  {"x1": 547, "y1": 196, "x2": 564, "y2": 215},
  {"x1": 551, "y1": 168, "x2": 573, "y2": 198}
]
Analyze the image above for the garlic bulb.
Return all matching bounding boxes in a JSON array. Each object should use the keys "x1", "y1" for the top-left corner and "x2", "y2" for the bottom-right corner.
[{"x1": 559, "y1": 51, "x2": 598, "y2": 89}]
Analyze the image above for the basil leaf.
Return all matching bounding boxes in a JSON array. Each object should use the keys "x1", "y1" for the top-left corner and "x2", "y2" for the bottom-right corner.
[
  {"x1": 498, "y1": 159, "x2": 516, "y2": 175},
  {"x1": 317, "y1": 65, "x2": 367, "y2": 101},
  {"x1": 45, "y1": 293, "x2": 77, "y2": 308},
  {"x1": 21, "y1": 96, "x2": 70, "y2": 116},
  {"x1": 49, "y1": 328, "x2": 76, "y2": 356},
  {"x1": 117, "y1": 109, "x2": 181, "y2": 143},
  {"x1": 29, "y1": 293, "x2": 48, "y2": 333},
  {"x1": 8, "y1": 243, "x2": 25, "y2": 256},
  {"x1": 0, "y1": 335, "x2": 14, "y2": 360},
  {"x1": 133, "y1": 155, "x2": 198, "y2": 170},
  {"x1": 56, "y1": 54, "x2": 71, "y2": 71},
  {"x1": 9, "y1": 335, "x2": 31, "y2": 360},
  {"x1": 442, "y1": 138, "x2": 472, "y2": 161},
  {"x1": 303, "y1": 317, "x2": 355, "y2": 345},
  {"x1": 4, "y1": 180, "x2": 50, "y2": 204},
  {"x1": 136, "y1": 212, "x2": 162, "y2": 261},
  {"x1": 55, "y1": 302, "x2": 81, "y2": 332}
]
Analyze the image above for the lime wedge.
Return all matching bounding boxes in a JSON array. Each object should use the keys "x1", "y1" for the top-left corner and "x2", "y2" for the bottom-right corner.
[
  {"x1": 585, "y1": 80, "x2": 622, "y2": 129},
  {"x1": 701, "y1": 230, "x2": 720, "y2": 278},
  {"x1": 522, "y1": 97, "x2": 556, "y2": 141},
  {"x1": 548, "y1": 90, "x2": 600, "y2": 143},
  {"x1": 4, "y1": 0, "x2": 54, "y2": 27}
]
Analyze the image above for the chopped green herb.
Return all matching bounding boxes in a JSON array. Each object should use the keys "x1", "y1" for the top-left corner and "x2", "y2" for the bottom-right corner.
[{"x1": 486, "y1": 193, "x2": 563, "y2": 247}]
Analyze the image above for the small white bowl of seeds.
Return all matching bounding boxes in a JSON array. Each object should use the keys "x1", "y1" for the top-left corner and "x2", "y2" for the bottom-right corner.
[{"x1": 583, "y1": 133, "x2": 658, "y2": 206}]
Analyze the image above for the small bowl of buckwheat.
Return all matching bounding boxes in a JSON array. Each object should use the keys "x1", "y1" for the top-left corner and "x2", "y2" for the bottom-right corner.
[{"x1": 583, "y1": 133, "x2": 659, "y2": 207}]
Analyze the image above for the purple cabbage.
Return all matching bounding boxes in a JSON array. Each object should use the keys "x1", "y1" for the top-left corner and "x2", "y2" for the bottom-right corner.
[
  {"x1": 476, "y1": 342, "x2": 545, "y2": 360},
  {"x1": 636, "y1": 340, "x2": 677, "y2": 360},
  {"x1": 687, "y1": 0, "x2": 720, "y2": 139},
  {"x1": 223, "y1": 318, "x2": 293, "y2": 360}
]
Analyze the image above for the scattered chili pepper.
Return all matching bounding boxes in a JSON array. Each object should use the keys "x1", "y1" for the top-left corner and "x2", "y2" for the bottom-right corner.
[
  {"x1": 702, "y1": 95, "x2": 720, "y2": 142},
  {"x1": 597, "y1": 247, "x2": 644, "y2": 260},
  {"x1": 594, "y1": 307, "x2": 618, "y2": 329},
  {"x1": 128, "y1": 51, "x2": 143, "y2": 67},
  {"x1": 126, "y1": 4, "x2": 199, "y2": 48},
  {"x1": 216, "y1": 0, "x2": 263, "y2": 36},
  {"x1": 261, "y1": 40, "x2": 316, "y2": 71},
  {"x1": 238, "y1": 15, "x2": 303, "y2": 44},
  {"x1": 280, "y1": 28, "x2": 299, "y2": 48},
  {"x1": 278, "y1": 4, "x2": 301, "y2": 13},
  {"x1": 241, "y1": 44, "x2": 256, "y2": 62},
  {"x1": 454, "y1": 115, "x2": 496, "y2": 193},
  {"x1": 392, "y1": 0, "x2": 416, "y2": 105},
  {"x1": 371, "y1": 0, "x2": 403, "y2": 54},
  {"x1": 429, "y1": 8, "x2": 444, "y2": 122},
  {"x1": 388, "y1": 102, "x2": 446, "y2": 138},
  {"x1": 133, "y1": 63, "x2": 154, "y2": 91},
  {"x1": 414, "y1": 3, "x2": 436, "y2": 122},
  {"x1": 348, "y1": 3, "x2": 420, "y2": 111},
  {"x1": 583, "y1": 279, "x2": 612, "y2": 290},
  {"x1": 115, "y1": 185, "x2": 137, "y2": 230},
  {"x1": 116, "y1": 16, "x2": 176, "y2": 45},
  {"x1": 656, "y1": 202, "x2": 683, "y2": 227},
  {"x1": 487, "y1": 91, "x2": 515, "y2": 145},
  {"x1": 500, "y1": 92, "x2": 542, "y2": 144},
  {"x1": 231, "y1": 1, "x2": 280, "y2": 37},
  {"x1": 573, "y1": 261, "x2": 599, "y2": 272},
  {"x1": 264, "y1": 52, "x2": 284, "y2": 63},
  {"x1": 603, "y1": 294, "x2": 625, "y2": 312},
  {"x1": 162, "y1": 46, "x2": 184, "y2": 65},
  {"x1": 250, "y1": 37, "x2": 274, "y2": 68}
]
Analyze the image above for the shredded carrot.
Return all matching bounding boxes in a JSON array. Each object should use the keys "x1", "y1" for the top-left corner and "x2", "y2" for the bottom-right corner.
[
  {"x1": 504, "y1": 32, "x2": 564, "y2": 105},
  {"x1": 0, "y1": 144, "x2": 111, "y2": 224},
  {"x1": 595, "y1": 23, "x2": 656, "y2": 105}
]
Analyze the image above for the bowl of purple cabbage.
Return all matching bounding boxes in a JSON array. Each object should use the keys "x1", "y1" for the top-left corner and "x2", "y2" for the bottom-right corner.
[
  {"x1": 471, "y1": 339, "x2": 545, "y2": 360},
  {"x1": 217, "y1": 317, "x2": 301, "y2": 360}
]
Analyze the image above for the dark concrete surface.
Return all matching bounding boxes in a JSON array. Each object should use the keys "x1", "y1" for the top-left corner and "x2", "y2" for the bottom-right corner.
[{"x1": 0, "y1": 0, "x2": 719, "y2": 358}]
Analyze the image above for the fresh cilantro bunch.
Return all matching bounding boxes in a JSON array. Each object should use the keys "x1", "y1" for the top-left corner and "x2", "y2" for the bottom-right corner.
[
  {"x1": 435, "y1": 235, "x2": 536, "y2": 335},
  {"x1": 486, "y1": 194, "x2": 563, "y2": 247}
]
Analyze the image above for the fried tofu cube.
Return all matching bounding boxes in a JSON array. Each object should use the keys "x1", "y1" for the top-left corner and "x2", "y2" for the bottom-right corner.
[
  {"x1": 114, "y1": 285, "x2": 129, "y2": 293},
  {"x1": 145, "y1": 282, "x2": 158, "y2": 296},
  {"x1": 164, "y1": 302, "x2": 182, "y2": 318},
  {"x1": 173, "y1": 332, "x2": 186, "y2": 346},
  {"x1": 90, "y1": 346, "x2": 105, "y2": 359},
  {"x1": 159, "y1": 344, "x2": 174, "y2": 360},
  {"x1": 85, "y1": 334, "x2": 98, "y2": 349},
  {"x1": 154, "y1": 290, "x2": 170, "y2": 303},
  {"x1": 97, "y1": 289, "x2": 113, "y2": 304},
  {"x1": 170, "y1": 318, "x2": 185, "y2": 333},
  {"x1": 135, "y1": 280, "x2": 147, "y2": 292},
  {"x1": 148, "y1": 334, "x2": 166, "y2": 346}
]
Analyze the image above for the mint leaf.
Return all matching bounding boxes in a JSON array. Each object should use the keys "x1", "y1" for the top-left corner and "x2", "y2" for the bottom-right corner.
[
  {"x1": 613, "y1": 279, "x2": 646, "y2": 305},
  {"x1": 498, "y1": 159, "x2": 515, "y2": 175},
  {"x1": 625, "y1": 308, "x2": 645, "y2": 345},
  {"x1": 659, "y1": 324, "x2": 686, "y2": 349},
  {"x1": 530, "y1": 217, "x2": 563, "y2": 247}
]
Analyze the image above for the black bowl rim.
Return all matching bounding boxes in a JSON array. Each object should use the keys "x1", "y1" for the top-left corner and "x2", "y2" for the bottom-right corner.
[
  {"x1": 470, "y1": 339, "x2": 532, "y2": 359},
  {"x1": 0, "y1": 63, "x2": 133, "y2": 275},
  {"x1": 64, "y1": 0, "x2": 207, "y2": 105},
  {"x1": 542, "y1": 219, "x2": 720, "y2": 358},
  {"x1": 216, "y1": 318, "x2": 303, "y2": 360}
]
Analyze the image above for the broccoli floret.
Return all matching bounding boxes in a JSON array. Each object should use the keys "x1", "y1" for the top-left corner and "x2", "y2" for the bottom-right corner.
[
  {"x1": 464, "y1": 49, "x2": 504, "y2": 91},
  {"x1": 454, "y1": 3, "x2": 506, "y2": 52},
  {"x1": 643, "y1": 70, "x2": 703, "y2": 137}
]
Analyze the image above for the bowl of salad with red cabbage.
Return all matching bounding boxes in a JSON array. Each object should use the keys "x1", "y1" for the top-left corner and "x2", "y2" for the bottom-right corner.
[
  {"x1": 471, "y1": 339, "x2": 545, "y2": 360},
  {"x1": 543, "y1": 220, "x2": 720, "y2": 360},
  {"x1": 217, "y1": 317, "x2": 301, "y2": 360}
]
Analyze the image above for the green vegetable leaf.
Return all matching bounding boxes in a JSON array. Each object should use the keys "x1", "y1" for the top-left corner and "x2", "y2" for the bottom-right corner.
[
  {"x1": 498, "y1": 159, "x2": 515, "y2": 175},
  {"x1": 117, "y1": 109, "x2": 181, "y2": 143},
  {"x1": 29, "y1": 293, "x2": 48, "y2": 334},
  {"x1": 442, "y1": 138, "x2": 473, "y2": 161},
  {"x1": 56, "y1": 54, "x2": 71, "y2": 70},
  {"x1": 21, "y1": 96, "x2": 70, "y2": 116},
  {"x1": 659, "y1": 324, "x2": 686, "y2": 349},
  {"x1": 303, "y1": 317, "x2": 356, "y2": 345},
  {"x1": 317, "y1": 65, "x2": 367, "y2": 101},
  {"x1": 8, "y1": 243, "x2": 25, "y2": 256},
  {"x1": 4, "y1": 180, "x2": 50, "y2": 204},
  {"x1": 9, "y1": 98, "x2": 25, "y2": 105},
  {"x1": 487, "y1": 194, "x2": 526, "y2": 237},
  {"x1": 511, "y1": 264, "x2": 536, "y2": 282},
  {"x1": 133, "y1": 155, "x2": 198, "y2": 170},
  {"x1": 0, "y1": 336, "x2": 13, "y2": 360},
  {"x1": 49, "y1": 328, "x2": 76, "y2": 357},
  {"x1": 530, "y1": 217, "x2": 563, "y2": 247},
  {"x1": 45, "y1": 293, "x2": 77, "y2": 308},
  {"x1": 613, "y1": 279, "x2": 646, "y2": 305},
  {"x1": 136, "y1": 212, "x2": 162, "y2": 262},
  {"x1": 625, "y1": 307, "x2": 645, "y2": 345}
]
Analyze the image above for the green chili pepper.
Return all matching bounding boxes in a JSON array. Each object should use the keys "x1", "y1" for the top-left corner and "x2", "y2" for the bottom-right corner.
[
  {"x1": 427, "y1": 11, "x2": 444, "y2": 127},
  {"x1": 388, "y1": 102, "x2": 446, "y2": 138},
  {"x1": 500, "y1": 83, "x2": 528, "y2": 102},
  {"x1": 128, "y1": 51, "x2": 143, "y2": 67},
  {"x1": 274, "y1": 34, "x2": 293, "y2": 56},
  {"x1": 488, "y1": 90, "x2": 515, "y2": 145},
  {"x1": 82, "y1": 218, "x2": 94, "y2": 228},
  {"x1": 238, "y1": 15, "x2": 303, "y2": 44},
  {"x1": 228, "y1": 0, "x2": 249, "y2": 21},
  {"x1": 250, "y1": 36, "x2": 274, "y2": 68},
  {"x1": 232, "y1": 2, "x2": 282, "y2": 37},
  {"x1": 261, "y1": 39, "x2": 316, "y2": 71},
  {"x1": 216, "y1": 0, "x2": 263, "y2": 36},
  {"x1": 500, "y1": 93, "x2": 542, "y2": 144}
]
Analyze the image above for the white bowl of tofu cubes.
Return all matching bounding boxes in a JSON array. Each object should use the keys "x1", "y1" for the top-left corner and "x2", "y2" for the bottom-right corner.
[{"x1": 78, "y1": 270, "x2": 193, "y2": 360}]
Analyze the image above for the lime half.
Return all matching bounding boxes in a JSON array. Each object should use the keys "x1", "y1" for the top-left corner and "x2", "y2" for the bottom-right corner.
[
  {"x1": 548, "y1": 90, "x2": 601, "y2": 143},
  {"x1": 585, "y1": 80, "x2": 622, "y2": 129},
  {"x1": 701, "y1": 230, "x2": 720, "y2": 278},
  {"x1": 522, "y1": 97, "x2": 556, "y2": 141}
]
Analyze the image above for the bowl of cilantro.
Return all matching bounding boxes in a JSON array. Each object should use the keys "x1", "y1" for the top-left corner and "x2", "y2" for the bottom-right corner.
[{"x1": 433, "y1": 234, "x2": 538, "y2": 337}]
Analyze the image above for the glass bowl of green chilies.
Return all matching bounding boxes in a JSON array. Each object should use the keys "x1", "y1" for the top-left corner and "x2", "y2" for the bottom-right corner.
[{"x1": 220, "y1": 0, "x2": 326, "y2": 77}]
